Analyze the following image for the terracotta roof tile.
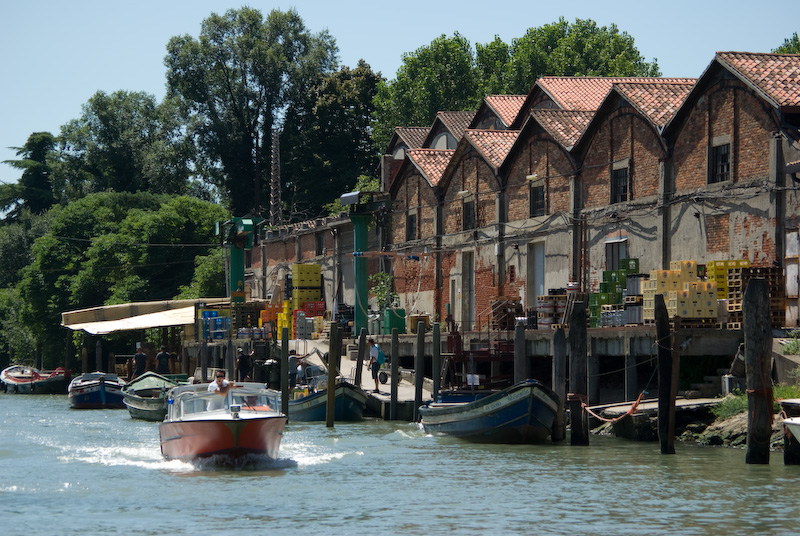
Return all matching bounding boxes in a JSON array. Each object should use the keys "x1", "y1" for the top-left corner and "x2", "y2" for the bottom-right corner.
[
  {"x1": 484, "y1": 95, "x2": 526, "y2": 127},
  {"x1": 537, "y1": 77, "x2": 697, "y2": 111},
  {"x1": 407, "y1": 149, "x2": 455, "y2": 186},
  {"x1": 530, "y1": 110, "x2": 594, "y2": 148},
  {"x1": 436, "y1": 111, "x2": 476, "y2": 139},
  {"x1": 716, "y1": 52, "x2": 800, "y2": 107},
  {"x1": 614, "y1": 81, "x2": 696, "y2": 128},
  {"x1": 395, "y1": 127, "x2": 429, "y2": 149},
  {"x1": 464, "y1": 129, "x2": 519, "y2": 169}
]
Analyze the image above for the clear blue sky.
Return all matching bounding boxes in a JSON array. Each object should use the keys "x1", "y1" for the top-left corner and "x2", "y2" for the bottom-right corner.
[{"x1": 1, "y1": 0, "x2": 794, "y2": 186}]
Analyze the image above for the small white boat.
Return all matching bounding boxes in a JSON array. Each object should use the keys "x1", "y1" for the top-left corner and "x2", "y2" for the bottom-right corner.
[
  {"x1": 159, "y1": 382, "x2": 287, "y2": 462},
  {"x1": 122, "y1": 372, "x2": 180, "y2": 421}
]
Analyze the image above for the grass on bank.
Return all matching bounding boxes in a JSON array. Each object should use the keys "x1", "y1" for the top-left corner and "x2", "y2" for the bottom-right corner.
[{"x1": 712, "y1": 383, "x2": 800, "y2": 421}]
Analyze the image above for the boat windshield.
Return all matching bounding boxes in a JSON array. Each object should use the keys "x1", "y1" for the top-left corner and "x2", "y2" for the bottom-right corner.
[{"x1": 172, "y1": 388, "x2": 273, "y2": 418}]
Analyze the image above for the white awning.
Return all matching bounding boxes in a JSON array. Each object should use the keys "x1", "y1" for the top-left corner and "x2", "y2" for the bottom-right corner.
[{"x1": 63, "y1": 306, "x2": 197, "y2": 335}]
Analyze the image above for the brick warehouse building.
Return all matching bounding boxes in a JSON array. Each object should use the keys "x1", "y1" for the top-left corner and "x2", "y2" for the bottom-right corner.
[{"x1": 249, "y1": 52, "x2": 800, "y2": 332}]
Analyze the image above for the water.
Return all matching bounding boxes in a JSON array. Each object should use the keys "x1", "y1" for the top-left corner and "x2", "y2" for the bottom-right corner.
[{"x1": 2, "y1": 394, "x2": 799, "y2": 536}]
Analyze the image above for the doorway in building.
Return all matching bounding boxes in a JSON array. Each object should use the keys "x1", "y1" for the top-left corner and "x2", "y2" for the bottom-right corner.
[{"x1": 527, "y1": 242, "x2": 545, "y2": 306}]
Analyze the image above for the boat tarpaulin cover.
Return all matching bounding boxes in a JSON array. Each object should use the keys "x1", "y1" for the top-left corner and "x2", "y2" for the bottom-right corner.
[{"x1": 62, "y1": 306, "x2": 196, "y2": 335}]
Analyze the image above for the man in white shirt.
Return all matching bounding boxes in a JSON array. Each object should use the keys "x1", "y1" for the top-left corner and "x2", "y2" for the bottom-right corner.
[{"x1": 207, "y1": 370, "x2": 235, "y2": 410}]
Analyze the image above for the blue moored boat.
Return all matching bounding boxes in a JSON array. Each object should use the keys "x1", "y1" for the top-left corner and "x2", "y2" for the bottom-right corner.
[
  {"x1": 418, "y1": 380, "x2": 560, "y2": 444},
  {"x1": 68, "y1": 372, "x2": 126, "y2": 409},
  {"x1": 266, "y1": 381, "x2": 367, "y2": 422}
]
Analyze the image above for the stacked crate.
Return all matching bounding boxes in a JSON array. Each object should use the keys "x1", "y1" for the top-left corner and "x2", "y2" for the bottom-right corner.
[
  {"x1": 666, "y1": 281, "x2": 717, "y2": 319},
  {"x1": 643, "y1": 261, "x2": 695, "y2": 322},
  {"x1": 260, "y1": 302, "x2": 282, "y2": 328},
  {"x1": 277, "y1": 299, "x2": 293, "y2": 336},
  {"x1": 725, "y1": 265, "x2": 785, "y2": 329},
  {"x1": 707, "y1": 259, "x2": 750, "y2": 299},
  {"x1": 231, "y1": 303, "x2": 258, "y2": 330},
  {"x1": 589, "y1": 258, "x2": 639, "y2": 327}
]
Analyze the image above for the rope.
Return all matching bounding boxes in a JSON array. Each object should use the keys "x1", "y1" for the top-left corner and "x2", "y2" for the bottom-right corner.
[{"x1": 582, "y1": 392, "x2": 645, "y2": 423}]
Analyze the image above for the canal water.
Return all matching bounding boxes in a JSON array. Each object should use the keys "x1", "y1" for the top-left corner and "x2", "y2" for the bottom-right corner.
[{"x1": 1, "y1": 393, "x2": 799, "y2": 536}]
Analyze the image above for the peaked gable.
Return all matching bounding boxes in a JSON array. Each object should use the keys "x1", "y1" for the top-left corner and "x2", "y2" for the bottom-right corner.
[
  {"x1": 716, "y1": 52, "x2": 800, "y2": 109},
  {"x1": 464, "y1": 129, "x2": 519, "y2": 170},
  {"x1": 470, "y1": 95, "x2": 526, "y2": 129}
]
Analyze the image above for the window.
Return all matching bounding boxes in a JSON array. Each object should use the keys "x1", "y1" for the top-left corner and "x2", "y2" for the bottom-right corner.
[
  {"x1": 605, "y1": 240, "x2": 627, "y2": 271},
  {"x1": 406, "y1": 211, "x2": 417, "y2": 241},
  {"x1": 710, "y1": 143, "x2": 730, "y2": 184},
  {"x1": 462, "y1": 200, "x2": 476, "y2": 231},
  {"x1": 611, "y1": 168, "x2": 628, "y2": 204},
  {"x1": 530, "y1": 183, "x2": 545, "y2": 217},
  {"x1": 315, "y1": 232, "x2": 325, "y2": 256}
]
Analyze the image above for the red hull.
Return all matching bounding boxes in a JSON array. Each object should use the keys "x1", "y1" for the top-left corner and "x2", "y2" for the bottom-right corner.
[{"x1": 159, "y1": 416, "x2": 286, "y2": 460}]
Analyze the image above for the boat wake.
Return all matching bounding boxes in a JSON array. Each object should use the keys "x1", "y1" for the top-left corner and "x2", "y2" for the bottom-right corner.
[{"x1": 188, "y1": 454, "x2": 298, "y2": 471}]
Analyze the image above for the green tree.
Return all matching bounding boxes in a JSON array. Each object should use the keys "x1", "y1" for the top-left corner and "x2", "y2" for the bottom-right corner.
[
  {"x1": 17, "y1": 192, "x2": 226, "y2": 363},
  {"x1": 282, "y1": 60, "x2": 382, "y2": 219},
  {"x1": 57, "y1": 91, "x2": 193, "y2": 198},
  {"x1": 505, "y1": 18, "x2": 660, "y2": 95},
  {"x1": 476, "y1": 37, "x2": 511, "y2": 97},
  {"x1": 176, "y1": 248, "x2": 226, "y2": 298},
  {"x1": 164, "y1": 7, "x2": 338, "y2": 216},
  {"x1": 1, "y1": 132, "x2": 58, "y2": 220},
  {"x1": 774, "y1": 32, "x2": 800, "y2": 53},
  {"x1": 372, "y1": 32, "x2": 480, "y2": 152}
]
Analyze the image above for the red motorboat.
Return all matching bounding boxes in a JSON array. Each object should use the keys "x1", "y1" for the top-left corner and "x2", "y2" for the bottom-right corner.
[
  {"x1": 1, "y1": 365, "x2": 71, "y2": 394},
  {"x1": 159, "y1": 382, "x2": 287, "y2": 462}
]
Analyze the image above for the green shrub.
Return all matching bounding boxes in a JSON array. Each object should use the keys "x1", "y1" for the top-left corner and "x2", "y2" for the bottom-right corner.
[{"x1": 712, "y1": 384, "x2": 800, "y2": 421}]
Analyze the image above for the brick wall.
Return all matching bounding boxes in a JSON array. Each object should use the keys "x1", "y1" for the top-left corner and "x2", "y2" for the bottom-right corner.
[{"x1": 443, "y1": 151, "x2": 500, "y2": 235}]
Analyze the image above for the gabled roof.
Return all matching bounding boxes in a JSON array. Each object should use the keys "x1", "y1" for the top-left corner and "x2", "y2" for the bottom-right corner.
[
  {"x1": 463, "y1": 129, "x2": 519, "y2": 170},
  {"x1": 572, "y1": 80, "x2": 695, "y2": 158},
  {"x1": 478, "y1": 95, "x2": 527, "y2": 128},
  {"x1": 529, "y1": 110, "x2": 594, "y2": 149},
  {"x1": 665, "y1": 52, "x2": 800, "y2": 138},
  {"x1": 386, "y1": 127, "x2": 429, "y2": 154},
  {"x1": 424, "y1": 111, "x2": 476, "y2": 147},
  {"x1": 511, "y1": 77, "x2": 697, "y2": 129},
  {"x1": 405, "y1": 149, "x2": 456, "y2": 187},
  {"x1": 614, "y1": 80, "x2": 696, "y2": 129},
  {"x1": 716, "y1": 52, "x2": 800, "y2": 109}
]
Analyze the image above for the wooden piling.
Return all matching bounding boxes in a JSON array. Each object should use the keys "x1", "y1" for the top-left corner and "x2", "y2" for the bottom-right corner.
[
  {"x1": 200, "y1": 341, "x2": 208, "y2": 381},
  {"x1": 432, "y1": 323, "x2": 441, "y2": 400},
  {"x1": 281, "y1": 328, "x2": 289, "y2": 417},
  {"x1": 568, "y1": 301, "x2": 589, "y2": 445},
  {"x1": 355, "y1": 327, "x2": 366, "y2": 388},
  {"x1": 744, "y1": 278, "x2": 772, "y2": 465},
  {"x1": 413, "y1": 322, "x2": 424, "y2": 422},
  {"x1": 95, "y1": 340, "x2": 102, "y2": 372},
  {"x1": 326, "y1": 322, "x2": 340, "y2": 427},
  {"x1": 655, "y1": 294, "x2": 676, "y2": 454},
  {"x1": 390, "y1": 328, "x2": 399, "y2": 420},
  {"x1": 514, "y1": 321, "x2": 526, "y2": 385},
  {"x1": 552, "y1": 327, "x2": 566, "y2": 442}
]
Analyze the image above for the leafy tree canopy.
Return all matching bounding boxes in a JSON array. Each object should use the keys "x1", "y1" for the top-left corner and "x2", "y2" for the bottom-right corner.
[
  {"x1": 1, "y1": 132, "x2": 58, "y2": 221},
  {"x1": 282, "y1": 60, "x2": 383, "y2": 220},
  {"x1": 165, "y1": 7, "x2": 339, "y2": 216},
  {"x1": 774, "y1": 32, "x2": 800, "y2": 54}
]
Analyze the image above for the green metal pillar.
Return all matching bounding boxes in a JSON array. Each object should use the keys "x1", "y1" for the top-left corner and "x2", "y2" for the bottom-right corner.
[{"x1": 351, "y1": 213, "x2": 371, "y2": 334}]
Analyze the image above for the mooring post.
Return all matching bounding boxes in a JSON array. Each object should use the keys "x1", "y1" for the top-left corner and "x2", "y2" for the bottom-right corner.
[
  {"x1": 95, "y1": 340, "x2": 103, "y2": 372},
  {"x1": 624, "y1": 335, "x2": 638, "y2": 401},
  {"x1": 200, "y1": 341, "x2": 208, "y2": 381},
  {"x1": 355, "y1": 327, "x2": 367, "y2": 388},
  {"x1": 514, "y1": 321, "x2": 526, "y2": 384},
  {"x1": 655, "y1": 294, "x2": 675, "y2": 454},
  {"x1": 744, "y1": 278, "x2": 772, "y2": 464},
  {"x1": 326, "y1": 322, "x2": 340, "y2": 427},
  {"x1": 390, "y1": 328, "x2": 399, "y2": 420},
  {"x1": 552, "y1": 327, "x2": 567, "y2": 442},
  {"x1": 281, "y1": 328, "x2": 289, "y2": 417},
  {"x1": 568, "y1": 301, "x2": 589, "y2": 445},
  {"x1": 413, "y1": 322, "x2": 425, "y2": 421},
  {"x1": 432, "y1": 323, "x2": 441, "y2": 400}
]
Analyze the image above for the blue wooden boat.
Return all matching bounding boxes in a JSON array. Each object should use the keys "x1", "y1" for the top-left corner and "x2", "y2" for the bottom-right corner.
[
  {"x1": 266, "y1": 380, "x2": 367, "y2": 422},
  {"x1": 418, "y1": 379, "x2": 559, "y2": 443},
  {"x1": 68, "y1": 372, "x2": 126, "y2": 409}
]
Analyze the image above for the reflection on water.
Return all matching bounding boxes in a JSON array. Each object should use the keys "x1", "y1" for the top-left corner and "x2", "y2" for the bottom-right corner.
[{"x1": 1, "y1": 394, "x2": 799, "y2": 535}]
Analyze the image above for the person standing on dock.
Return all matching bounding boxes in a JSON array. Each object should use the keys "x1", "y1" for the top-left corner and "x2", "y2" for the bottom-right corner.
[
  {"x1": 236, "y1": 347, "x2": 252, "y2": 382},
  {"x1": 156, "y1": 346, "x2": 170, "y2": 375},
  {"x1": 368, "y1": 338, "x2": 382, "y2": 394},
  {"x1": 132, "y1": 346, "x2": 147, "y2": 379}
]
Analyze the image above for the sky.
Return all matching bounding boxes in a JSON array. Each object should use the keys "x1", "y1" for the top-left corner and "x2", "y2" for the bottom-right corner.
[{"x1": 0, "y1": 0, "x2": 795, "y2": 186}]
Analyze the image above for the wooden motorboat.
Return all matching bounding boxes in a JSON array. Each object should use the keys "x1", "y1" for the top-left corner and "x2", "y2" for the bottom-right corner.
[
  {"x1": 0, "y1": 365, "x2": 71, "y2": 394},
  {"x1": 159, "y1": 382, "x2": 287, "y2": 462},
  {"x1": 266, "y1": 380, "x2": 367, "y2": 422},
  {"x1": 122, "y1": 371, "x2": 180, "y2": 421},
  {"x1": 784, "y1": 416, "x2": 800, "y2": 440},
  {"x1": 418, "y1": 379, "x2": 560, "y2": 443},
  {"x1": 68, "y1": 372, "x2": 126, "y2": 409}
]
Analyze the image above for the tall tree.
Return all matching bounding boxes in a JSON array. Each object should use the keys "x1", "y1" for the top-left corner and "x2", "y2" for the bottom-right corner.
[
  {"x1": 0, "y1": 132, "x2": 57, "y2": 220},
  {"x1": 57, "y1": 91, "x2": 193, "y2": 198},
  {"x1": 164, "y1": 7, "x2": 338, "y2": 216},
  {"x1": 372, "y1": 32, "x2": 480, "y2": 152},
  {"x1": 282, "y1": 60, "x2": 382, "y2": 219}
]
